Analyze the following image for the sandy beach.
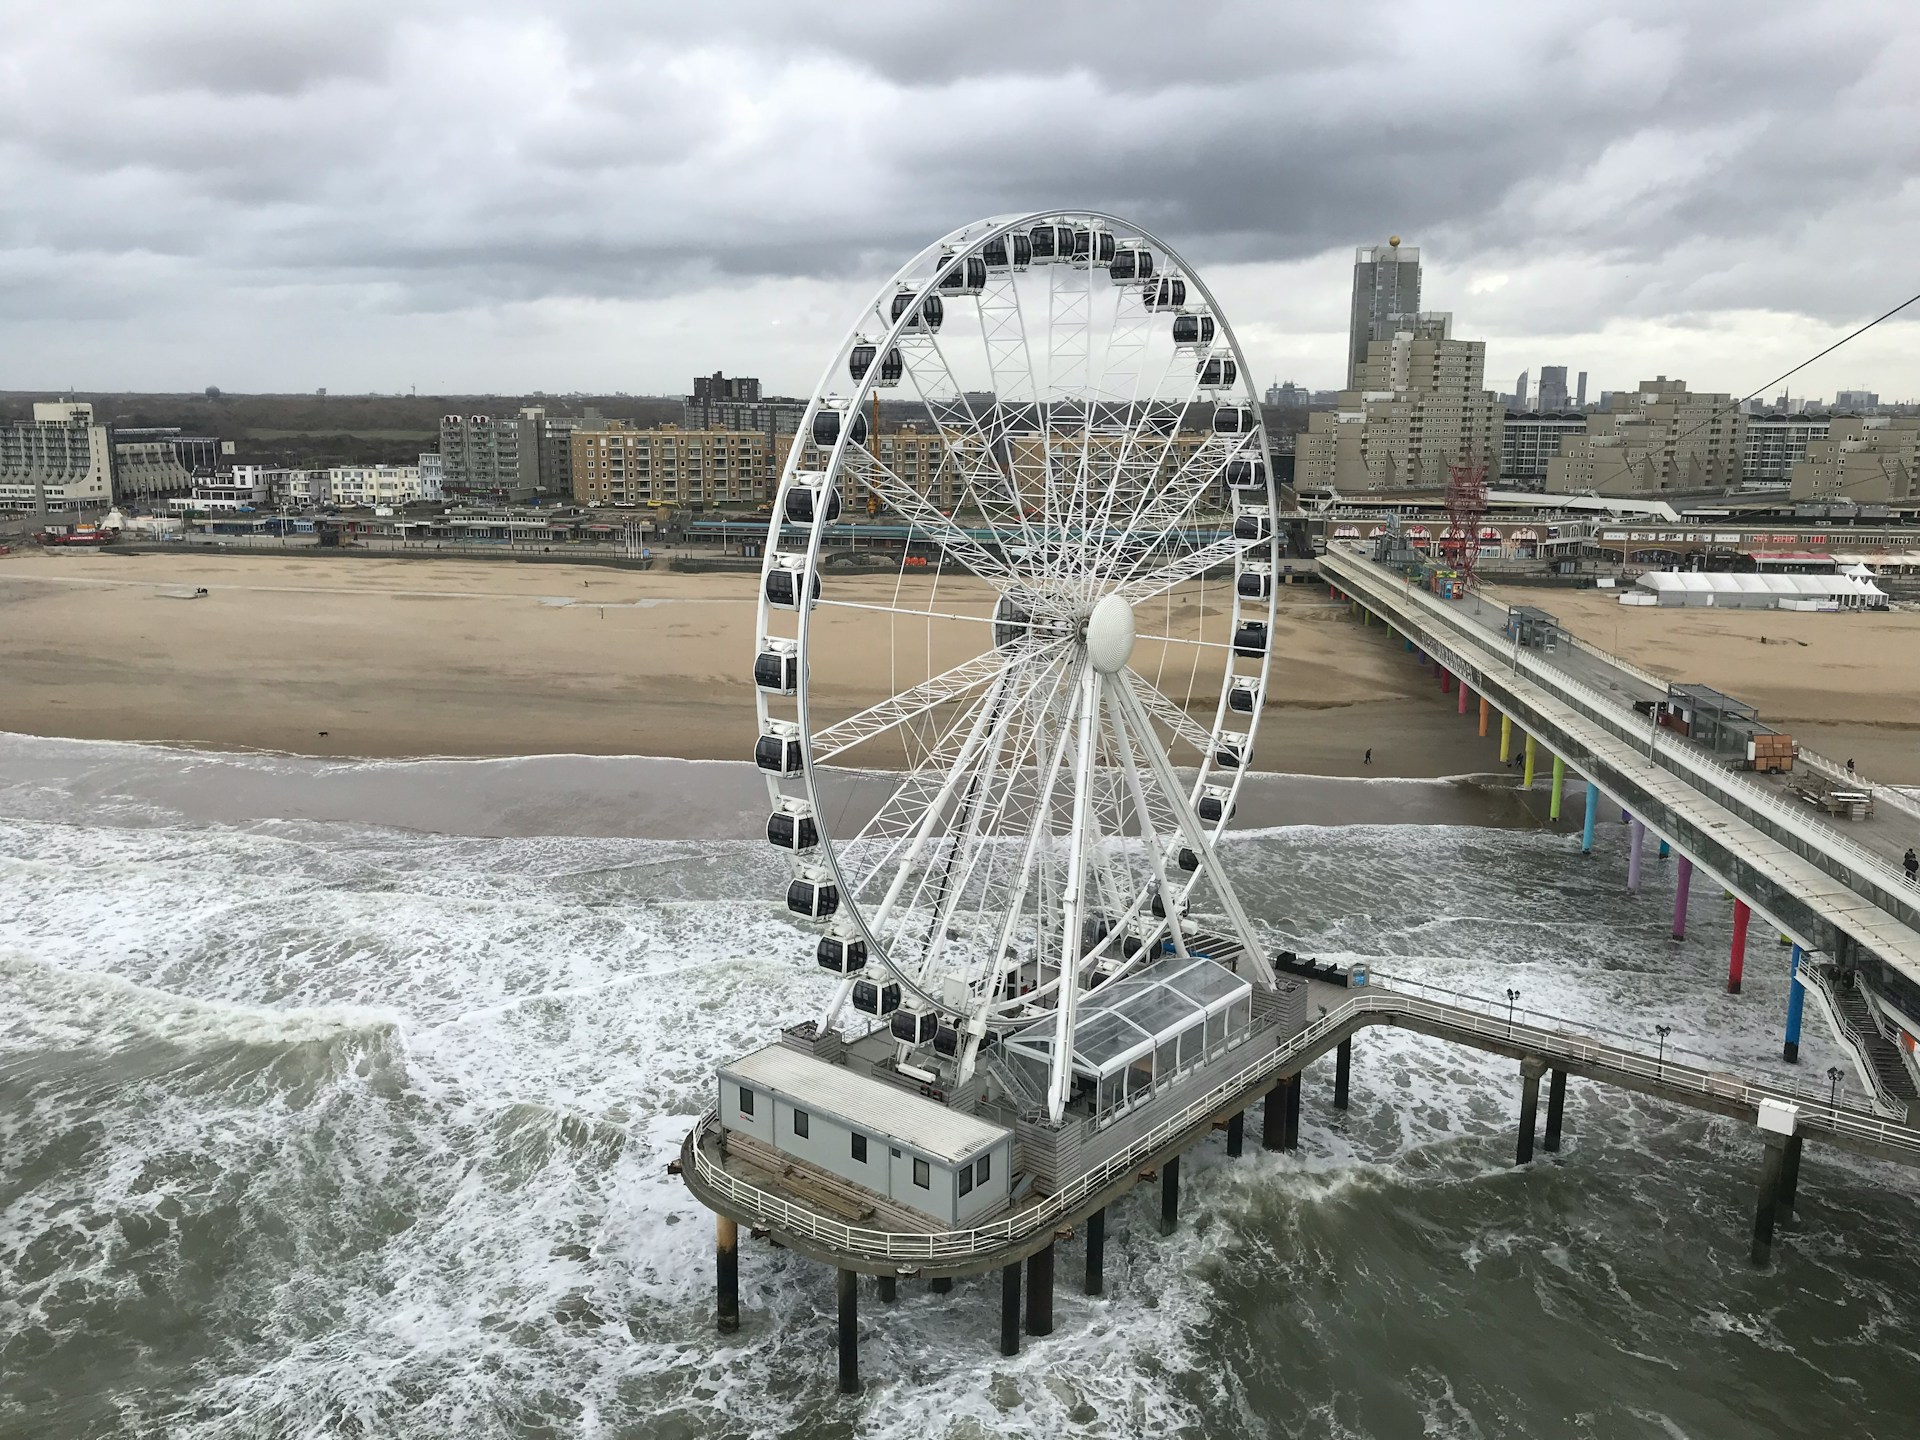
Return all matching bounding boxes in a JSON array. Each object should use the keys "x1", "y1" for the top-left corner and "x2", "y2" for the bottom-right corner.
[
  {"x1": 1, "y1": 549, "x2": 1491, "y2": 777},
  {"x1": 1483, "y1": 584, "x2": 1920, "y2": 781}
]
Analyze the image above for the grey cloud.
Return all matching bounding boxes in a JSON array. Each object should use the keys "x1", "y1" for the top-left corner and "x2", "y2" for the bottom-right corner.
[{"x1": 1, "y1": 0, "x2": 1916, "y2": 393}]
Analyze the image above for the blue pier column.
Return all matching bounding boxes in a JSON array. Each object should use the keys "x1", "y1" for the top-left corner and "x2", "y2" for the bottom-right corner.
[
  {"x1": 1627, "y1": 820, "x2": 1646, "y2": 893},
  {"x1": 1658, "y1": 839, "x2": 1670, "y2": 859},
  {"x1": 1784, "y1": 944, "x2": 1806, "y2": 1063},
  {"x1": 1582, "y1": 783, "x2": 1599, "y2": 854}
]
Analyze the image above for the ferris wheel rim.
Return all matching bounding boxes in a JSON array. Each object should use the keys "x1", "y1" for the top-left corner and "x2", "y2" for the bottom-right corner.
[{"x1": 752, "y1": 209, "x2": 1281, "y2": 1047}]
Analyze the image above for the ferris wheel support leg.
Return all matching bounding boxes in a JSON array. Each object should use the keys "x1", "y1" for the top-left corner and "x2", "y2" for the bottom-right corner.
[
  {"x1": 1112, "y1": 679, "x2": 1273, "y2": 987},
  {"x1": 1110, "y1": 688, "x2": 1190, "y2": 963},
  {"x1": 816, "y1": 973, "x2": 857, "y2": 1038},
  {"x1": 1048, "y1": 665, "x2": 1102, "y2": 1124}
]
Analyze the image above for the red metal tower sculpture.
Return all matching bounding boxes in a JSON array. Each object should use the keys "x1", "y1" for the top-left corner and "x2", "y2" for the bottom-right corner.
[{"x1": 1442, "y1": 458, "x2": 1489, "y2": 594}]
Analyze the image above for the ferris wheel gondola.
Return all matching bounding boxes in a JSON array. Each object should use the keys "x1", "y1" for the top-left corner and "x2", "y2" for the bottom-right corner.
[{"x1": 752, "y1": 211, "x2": 1280, "y2": 1123}]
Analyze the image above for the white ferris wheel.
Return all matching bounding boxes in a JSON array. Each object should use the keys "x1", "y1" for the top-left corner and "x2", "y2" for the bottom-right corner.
[{"x1": 754, "y1": 211, "x2": 1280, "y2": 1124}]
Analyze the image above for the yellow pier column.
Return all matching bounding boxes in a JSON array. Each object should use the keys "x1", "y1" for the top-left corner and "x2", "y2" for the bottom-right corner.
[
  {"x1": 1523, "y1": 733, "x2": 1538, "y2": 787},
  {"x1": 1499, "y1": 713, "x2": 1513, "y2": 762}
]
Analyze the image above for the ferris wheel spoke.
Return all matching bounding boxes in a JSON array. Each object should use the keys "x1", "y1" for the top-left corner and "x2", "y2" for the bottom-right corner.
[
  {"x1": 1116, "y1": 534, "x2": 1251, "y2": 606},
  {"x1": 1125, "y1": 674, "x2": 1217, "y2": 757},
  {"x1": 810, "y1": 647, "x2": 1019, "y2": 763},
  {"x1": 850, "y1": 446, "x2": 1015, "y2": 589}
]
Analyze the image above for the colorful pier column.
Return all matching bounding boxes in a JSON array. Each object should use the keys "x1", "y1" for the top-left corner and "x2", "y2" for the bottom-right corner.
[
  {"x1": 1523, "y1": 733, "x2": 1538, "y2": 788},
  {"x1": 1729, "y1": 900, "x2": 1751, "y2": 993},
  {"x1": 1458, "y1": 681, "x2": 1469, "y2": 715},
  {"x1": 1627, "y1": 819, "x2": 1646, "y2": 893},
  {"x1": 1672, "y1": 857, "x2": 1693, "y2": 940},
  {"x1": 1582, "y1": 782, "x2": 1599, "y2": 853},
  {"x1": 1478, "y1": 697, "x2": 1489, "y2": 736},
  {"x1": 1658, "y1": 839, "x2": 1670, "y2": 860},
  {"x1": 1549, "y1": 756, "x2": 1565, "y2": 820},
  {"x1": 1499, "y1": 713, "x2": 1513, "y2": 763},
  {"x1": 1405, "y1": 637, "x2": 1414, "y2": 652},
  {"x1": 1441, "y1": 668, "x2": 1453, "y2": 694},
  {"x1": 1784, "y1": 945, "x2": 1805, "y2": 1062}
]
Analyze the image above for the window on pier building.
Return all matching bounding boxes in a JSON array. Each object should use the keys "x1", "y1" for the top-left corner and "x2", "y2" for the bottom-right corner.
[
  {"x1": 850, "y1": 1132, "x2": 867, "y2": 1163},
  {"x1": 737, "y1": 1086, "x2": 755, "y2": 1118},
  {"x1": 793, "y1": 1109, "x2": 809, "y2": 1139},
  {"x1": 912, "y1": 1157, "x2": 930, "y2": 1189}
]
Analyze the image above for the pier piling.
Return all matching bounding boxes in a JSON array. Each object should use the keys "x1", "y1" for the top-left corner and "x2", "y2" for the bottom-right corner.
[
  {"x1": 1160, "y1": 1155, "x2": 1181, "y2": 1236},
  {"x1": 1262, "y1": 1079, "x2": 1287, "y2": 1150},
  {"x1": 1543, "y1": 1068, "x2": 1567, "y2": 1152},
  {"x1": 1284, "y1": 1071, "x2": 1303, "y2": 1149},
  {"x1": 930, "y1": 1276, "x2": 953, "y2": 1294},
  {"x1": 1334, "y1": 1039, "x2": 1352, "y2": 1110},
  {"x1": 1785, "y1": 945, "x2": 1806, "y2": 1063},
  {"x1": 1523, "y1": 733, "x2": 1537, "y2": 789},
  {"x1": 1085, "y1": 1208, "x2": 1106, "y2": 1296},
  {"x1": 1549, "y1": 755, "x2": 1565, "y2": 820},
  {"x1": 1026, "y1": 1244, "x2": 1055, "y2": 1336},
  {"x1": 1778, "y1": 1135, "x2": 1805, "y2": 1224},
  {"x1": 1658, "y1": 839, "x2": 1670, "y2": 859},
  {"x1": 1517, "y1": 1058, "x2": 1545, "y2": 1164},
  {"x1": 1752, "y1": 1135, "x2": 1787, "y2": 1266},
  {"x1": 837, "y1": 1268, "x2": 861, "y2": 1393},
  {"x1": 1458, "y1": 680, "x2": 1469, "y2": 714},
  {"x1": 1000, "y1": 1262, "x2": 1022, "y2": 1356},
  {"x1": 877, "y1": 1275, "x2": 896, "y2": 1304},
  {"x1": 1672, "y1": 857, "x2": 1693, "y2": 940},
  {"x1": 1729, "y1": 900, "x2": 1750, "y2": 993},
  {"x1": 1627, "y1": 820, "x2": 1646, "y2": 894},
  {"x1": 716, "y1": 1216, "x2": 740, "y2": 1334},
  {"x1": 1582, "y1": 782, "x2": 1598, "y2": 853},
  {"x1": 1500, "y1": 713, "x2": 1513, "y2": 763},
  {"x1": 1478, "y1": 696, "x2": 1489, "y2": 736},
  {"x1": 1226, "y1": 1109, "x2": 1245, "y2": 1157}
]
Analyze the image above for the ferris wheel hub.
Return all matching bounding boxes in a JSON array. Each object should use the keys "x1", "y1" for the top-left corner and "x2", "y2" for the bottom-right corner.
[{"x1": 1084, "y1": 592, "x2": 1137, "y2": 675}]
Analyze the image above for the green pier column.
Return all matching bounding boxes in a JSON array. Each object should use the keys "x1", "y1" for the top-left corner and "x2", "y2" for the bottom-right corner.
[
  {"x1": 1499, "y1": 713, "x2": 1513, "y2": 763},
  {"x1": 1523, "y1": 733, "x2": 1538, "y2": 788},
  {"x1": 1549, "y1": 756, "x2": 1565, "y2": 820}
]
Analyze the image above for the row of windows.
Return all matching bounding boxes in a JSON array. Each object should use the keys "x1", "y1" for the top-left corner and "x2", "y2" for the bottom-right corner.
[{"x1": 737, "y1": 1086, "x2": 990, "y2": 1192}]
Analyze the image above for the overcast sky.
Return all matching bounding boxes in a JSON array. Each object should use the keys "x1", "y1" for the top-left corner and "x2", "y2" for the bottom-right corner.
[{"x1": 3, "y1": 0, "x2": 1917, "y2": 402}]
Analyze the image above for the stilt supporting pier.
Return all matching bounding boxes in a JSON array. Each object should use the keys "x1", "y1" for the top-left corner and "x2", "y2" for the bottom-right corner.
[
  {"x1": 1784, "y1": 944, "x2": 1805, "y2": 1063},
  {"x1": 837, "y1": 1268, "x2": 860, "y2": 1393},
  {"x1": 1160, "y1": 1154, "x2": 1181, "y2": 1236},
  {"x1": 930, "y1": 1276, "x2": 953, "y2": 1294},
  {"x1": 1658, "y1": 839, "x2": 1670, "y2": 859},
  {"x1": 1441, "y1": 667, "x2": 1453, "y2": 694},
  {"x1": 1549, "y1": 755, "x2": 1565, "y2": 820},
  {"x1": 1085, "y1": 1208, "x2": 1106, "y2": 1296},
  {"x1": 1025, "y1": 1244, "x2": 1054, "y2": 1336},
  {"x1": 1499, "y1": 713, "x2": 1513, "y2": 763},
  {"x1": 1582, "y1": 782, "x2": 1598, "y2": 853},
  {"x1": 1226, "y1": 1109, "x2": 1245, "y2": 1157},
  {"x1": 1000, "y1": 1261, "x2": 1022, "y2": 1356},
  {"x1": 877, "y1": 1275, "x2": 896, "y2": 1303},
  {"x1": 1334, "y1": 1038, "x2": 1352, "y2": 1110},
  {"x1": 1262, "y1": 1079, "x2": 1288, "y2": 1150},
  {"x1": 1478, "y1": 696, "x2": 1489, "y2": 736},
  {"x1": 1729, "y1": 900, "x2": 1750, "y2": 993},
  {"x1": 1672, "y1": 857, "x2": 1693, "y2": 940},
  {"x1": 1627, "y1": 819, "x2": 1646, "y2": 894},
  {"x1": 1285, "y1": 1070, "x2": 1302, "y2": 1149},
  {"x1": 1523, "y1": 733, "x2": 1537, "y2": 788},
  {"x1": 1543, "y1": 1068, "x2": 1567, "y2": 1152},
  {"x1": 1778, "y1": 1135, "x2": 1805, "y2": 1223},
  {"x1": 1752, "y1": 1134, "x2": 1787, "y2": 1266},
  {"x1": 1458, "y1": 680, "x2": 1469, "y2": 715},
  {"x1": 716, "y1": 1216, "x2": 740, "y2": 1334},
  {"x1": 1517, "y1": 1057, "x2": 1545, "y2": 1164}
]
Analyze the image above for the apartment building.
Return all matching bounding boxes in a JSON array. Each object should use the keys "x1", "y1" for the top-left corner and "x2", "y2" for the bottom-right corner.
[
  {"x1": 440, "y1": 414, "x2": 533, "y2": 503},
  {"x1": 112, "y1": 439, "x2": 196, "y2": 507},
  {"x1": 1546, "y1": 377, "x2": 1743, "y2": 495},
  {"x1": 1500, "y1": 413, "x2": 1587, "y2": 490},
  {"x1": 0, "y1": 401, "x2": 113, "y2": 513},
  {"x1": 1789, "y1": 417, "x2": 1920, "y2": 502},
  {"x1": 1347, "y1": 238, "x2": 1422, "y2": 388},
  {"x1": 569, "y1": 423, "x2": 770, "y2": 508},
  {"x1": 1743, "y1": 414, "x2": 1830, "y2": 488},
  {"x1": 329, "y1": 464, "x2": 429, "y2": 507}
]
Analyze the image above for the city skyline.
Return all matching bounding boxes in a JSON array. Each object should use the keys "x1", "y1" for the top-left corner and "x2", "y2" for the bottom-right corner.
[{"x1": 3, "y1": 2, "x2": 1918, "y2": 402}]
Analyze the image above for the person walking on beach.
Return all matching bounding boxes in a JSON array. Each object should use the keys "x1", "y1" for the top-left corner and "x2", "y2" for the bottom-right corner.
[
  {"x1": 1847, "y1": 757, "x2": 1857, "y2": 779},
  {"x1": 1905, "y1": 848, "x2": 1918, "y2": 885},
  {"x1": 1364, "y1": 748, "x2": 1373, "y2": 766}
]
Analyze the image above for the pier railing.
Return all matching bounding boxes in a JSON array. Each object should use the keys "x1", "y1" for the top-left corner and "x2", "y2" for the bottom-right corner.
[
  {"x1": 1321, "y1": 546, "x2": 1920, "y2": 942},
  {"x1": 685, "y1": 983, "x2": 1920, "y2": 1264}
]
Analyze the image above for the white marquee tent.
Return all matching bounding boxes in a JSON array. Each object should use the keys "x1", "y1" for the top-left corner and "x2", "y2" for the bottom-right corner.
[{"x1": 1624, "y1": 571, "x2": 1889, "y2": 611}]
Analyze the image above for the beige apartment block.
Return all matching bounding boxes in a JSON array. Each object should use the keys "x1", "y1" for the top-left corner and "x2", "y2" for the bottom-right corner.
[
  {"x1": 1545, "y1": 377, "x2": 1742, "y2": 495},
  {"x1": 1297, "y1": 314, "x2": 1501, "y2": 491},
  {"x1": 0, "y1": 401, "x2": 113, "y2": 513},
  {"x1": 1789, "y1": 416, "x2": 1920, "y2": 502},
  {"x1": 570, "y1": 423, "x2": 770, "y2": 508}
]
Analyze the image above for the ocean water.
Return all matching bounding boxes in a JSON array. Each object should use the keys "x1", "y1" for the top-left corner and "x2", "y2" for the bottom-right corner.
[{"x1": 1, "y1": 734, "x2": 1916, "y2": 1439}]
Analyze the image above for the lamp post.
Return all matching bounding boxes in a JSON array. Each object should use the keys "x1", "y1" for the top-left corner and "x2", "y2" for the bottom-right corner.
[
  {"x1": 1505, "y1": 987, "x2": 1520, "y2": 1036},
  {"x1": 1655, "y1": 1023, "x2": 1672, "y2": 1078},
  {"x1": 1827, "y1": 1065, "x2": 1844, "y2": 1109}
]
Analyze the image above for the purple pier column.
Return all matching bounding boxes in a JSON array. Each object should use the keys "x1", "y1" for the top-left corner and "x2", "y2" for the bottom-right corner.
[
  {"x1": 1672, "y1": 857, "x2": 1693, "y2": 940},
  {"x1": 1627, "y1": 820, "x2": 1646, "y2": 894}
]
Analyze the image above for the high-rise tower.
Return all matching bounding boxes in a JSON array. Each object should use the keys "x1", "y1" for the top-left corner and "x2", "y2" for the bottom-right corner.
[{"x1": 1347, "y1": 237, "x2": 1422, "y2": 389}]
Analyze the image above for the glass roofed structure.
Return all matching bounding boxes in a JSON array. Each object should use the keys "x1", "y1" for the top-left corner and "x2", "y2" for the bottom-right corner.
[{"x1": 1004, "y1": 956, "x2": 1255, "y2": 1123}]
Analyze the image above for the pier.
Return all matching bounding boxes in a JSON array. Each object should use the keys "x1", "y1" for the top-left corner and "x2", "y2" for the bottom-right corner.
[
  {"x1": 1320, "y1": 543, "x2": 1920, "y2": 1118},
  {"x1": 681, "y1": 975, "x2": 1920, "y2": 1388}
]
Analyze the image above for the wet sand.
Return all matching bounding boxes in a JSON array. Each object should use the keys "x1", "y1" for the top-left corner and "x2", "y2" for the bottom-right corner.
[{"x1": 1, "y1": 550, "x2": 1498, "y2": 779}]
